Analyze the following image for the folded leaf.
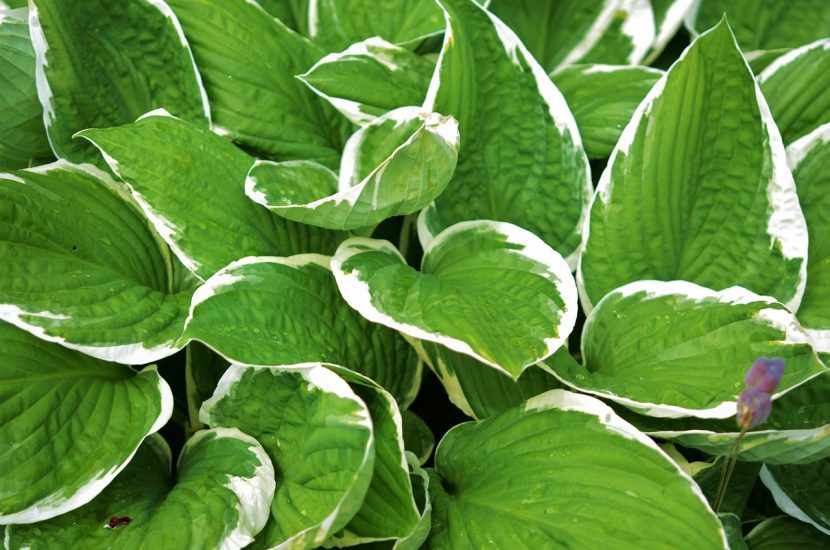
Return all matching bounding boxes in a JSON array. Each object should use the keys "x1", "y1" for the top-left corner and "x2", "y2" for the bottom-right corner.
[
  {"x1": 421, "y1": 0, "x2": 592, "y2": 267},
  {"x1": 0, "y1": 13, "x2": 51, "y2": 169},
  {"x1": 745, "y1": 516, "x2": 830, "y2": 548},
  {"x1": 200, "y1": 363, "x2": 374, "y2": 550},
  {"x1": 645, "y1": 0, "x2": 696, "y2": 64},
  {"x1": 426, "y1": 389, "x2": 727, "y2": 548},
  {"x1": 761, "y1": 459, "x2": 830, "y2": 535},
  {"x1": 28, "y1": 0, "x2": 209, "y2": 165},
  {"x1": 324, "y1": 366, "x2": 422, "y2": 546},
  {"x1": 185, "y1": 342, "x2": 229, "y2": 433},
  {"x1": 257, "y1": 0, "x2": 310, "y2": 35},
  {"x1": 578, "y1": 20, "x2": 807, "y2": 311},
  {"x1": 79, "y1": 111, "x2": 345, "y2": 281},
  {"x1": 5, "y1": 430, "x2": 275, "y2": 548},
  {"x1": 759, "y1": 39, "x2": 830, "y2": 144},
  {"x1": 246, "y1": 107, "x2": 459, "y2": 230},
  {"x1": 632, "y1": 371, "x2": 830, "y2": 464},
  {"x1": 167, "y1": 0, "x2": 348, "y2": 167},
  {"x1": 550, "y1": 64, "x2": 663, "y2": 158},
  {"x1": 0, "y1": 161, "x2": 193, "y2": 362},
  {"x1": 787, "y1": 123, "x2": 830, "y2": 351},
  {"x1": 490, "y1": 0, "x2": 655, "y2": 72},
  {"x1": 0, "y1": 323, "x2": 172, "y2": 524},
  {"x1": 308, "y1": 0, "x2": 444, "y2": 51},
  {"x1": 182, "y1": 254, "x2": 421, "y2": 406},
  {"x1": 333, "y1": 220, "x2": 578, "y2": 379},
  {"x1": 551, "y1": 280, "x2": 828, "y2": 418},
  {"x1": 402, "y1": 411, "x2": 434, "y2": 466},
  {"x1": 299, "y1": 37, "x2": 435, "y2": 125}
]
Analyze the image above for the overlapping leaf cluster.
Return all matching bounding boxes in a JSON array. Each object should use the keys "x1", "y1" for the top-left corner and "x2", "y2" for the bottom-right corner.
[{"x1": 2, "y1": 0, "x2": 830, "y2": 548}]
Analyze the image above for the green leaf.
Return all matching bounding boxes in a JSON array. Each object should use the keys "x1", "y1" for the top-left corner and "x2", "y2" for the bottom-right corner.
[
  {"x1": 200, "y1": 363, "x2": 374, "y2": 549},
  {"x1": 553, "y1": 280, "x2": 828, "y2": 418},
  {"x1": 787, "y1": 123, "x2": 830, "y2": 351},
  {"x1": 717, "y1": 513, "x2": 748, "y2": 550},
  {"x1": 256, "y1": 0, "x2": 310, "y2": 35},
  {"x1": 78, "y1": 111, "x2": 345, "y2": 281},
  {"x1": 489, "y1": 0, "x2": 655, "y2": 73},
  {"x1": 166, "y1": 0, "x2": 348, "y2": 167},
  {"x1": 28, "y1": 0, "x2": 209, "y2": 165},
  {"x1": 299, "y1": 37, "x2": 435, "y2": 125},
  {"x1": 578, "y1": 20, "x2": 807, "y2": 311},
  {"x1": 402, "y1": 411, "x2": 434, "y2": 466},
  {"x1": 0, "y1": 13, "x2": 51, "y2": 169},
  {"x1": 333, "y1": 220, "x2": 578, "y2": 379},
  {"x1": 426, "y1": 389, "x2": 727, "y2": 548},
  {"x1": 620, "y1": 371, "x2": 830, "y2": 464},
  {"x1": 182, "y1": 255, "x2": 421, "y2": 406},
  {"x1": 696, "y1": 461, "x2": 761, "y2": 516},
  {"x1": 0, "y1": 160, "x2": 193, "y2": 362},
  {"x1": 421, "y1": 341, "x2": 563, "y2": 419},
  {"x1": 761, "y1": 459, "x2": 830, "y2": 535},
  {"x1": 550, "y1": 64, "x2": 663, "y2": 159},
  {"x1": 745, "y1": 516, "x2": 830, "y2": 549},
  {"x1": 246, "y1": 107, "x2": 459, "y2": 230},
  {"x1": 759, "y1": 40, "x2": 830, "y2": 144},
  {"x1": 0, "y1": 323, "x2": 172, "y2": 523},
  {"x1": 688, "y1": 0, "x2": 830, "y2": 52},
  {"x1": 5, "y1": 430, "x2": 275, "y2": 548},
  {"x1": 746, "y1": 48, "x2": 792, "y2": 74},
  {"x1": 324, "y1": 366, "x2": 422, "y2": 546},
  {"x1": 644, "y1": 0, "x2": 697, "y2": 64},
  {"x1": 421, "y1": 0, "x2": 592, "y2": 266},
  {"x1": 185, "y1": 342, "x2": 229, "y2": 433},
  {"x1": 308, "y1": 0, "x2": 445, "y2": 51}
]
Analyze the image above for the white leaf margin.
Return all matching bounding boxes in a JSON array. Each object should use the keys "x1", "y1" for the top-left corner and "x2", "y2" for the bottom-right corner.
[{"x1": 760, "y1": 464, "x2": 830, "y2": 536}]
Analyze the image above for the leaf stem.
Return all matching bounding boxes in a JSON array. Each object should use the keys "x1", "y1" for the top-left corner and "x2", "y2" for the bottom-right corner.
[{"x1": 713, "y1": 429, "x2": 746, "y2": 512}]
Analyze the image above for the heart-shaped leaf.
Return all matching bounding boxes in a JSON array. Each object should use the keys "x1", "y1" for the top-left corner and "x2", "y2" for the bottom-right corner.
[
  {"x1": 420, "y1": 0, "x2": 592, "y2": 266},
  {"x1": 333, "y1": 220, "x2": 578, "y2": 379},
  {"x1": 28, "y1": 0, "x2": 209, "y2": 165},
  {"x1": 426, "y1": 389, "x2": 727, "y2": 548},
  {"x1": 181, "y1": 254, "x2": 421, "y2": 406},
  {"x1": 5, "y1": 430, "x2": 275, "y2": 548},
  {"x1": 0, "y1": 323, "x2": 172, "y2": 523},
  {"x1": 578, "y1": 20, "x2": 807, "y2": 311},
  {"x1": 246, "y1": 107, "x2": 459, "y2": 230},
  {"x1": 79, "y1": 111, "x2": 345, "y2": 281},
  {"x1": 550, "y1": 280, "x2": 827, "y2": 418},
  {"x1": 200, "y1": 363, "x2": 374, "y2": 550},
  {"x1": 299, "y1": 37, "x2": 435, "y2": 125},
  {"x1": 0, "y1": 161, "x2": 193, "y2": 362},
  {"x1": 167, "y1": 0, "x2": 348, "y2": 167}
]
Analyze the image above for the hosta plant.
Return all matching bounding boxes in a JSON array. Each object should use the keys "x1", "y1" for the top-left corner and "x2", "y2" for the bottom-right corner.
[{"x1": 2, "y1": 0, "x2": 830, "y2": 548}]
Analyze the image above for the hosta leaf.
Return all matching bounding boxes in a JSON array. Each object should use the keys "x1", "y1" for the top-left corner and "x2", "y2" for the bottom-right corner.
[
  {"x1": 421, "y1": 0, "x2": 592, "y2": 266},
  {"x1": 324, "y1": 366, "x2": 421, "y2": 546},
  {"x1": 28, "y1": 0, "x2": 209, "y2": 165},
  {"x1": 426, "y1": 389, "x2": 727, "y2": 548},
  {"x1": 745, "y1": 516, "x2": 830, "y2": 549},
  {"x1": 257, "y1": 0, "x2": 310, "y2": 35},
  {"x1": 550, "y1": 64, "x2": 663, "y2": 159},
  {"x1": 166, "y1": 0, "x2": 347, "y2": 167},
  {"x1": 578, "y1": 20, "x2": 808, "y2": 311},
  {"x1": 688, "y1": 0, "x2": 830, "y2": 52},
  {"x1": 5, "y1": 430, "x2": 275, "y2": 548},
  {"x1": 185, "y1": 342, "x2": 229, "y2": 433},
  {"x1": 761, "y1": 459, "x2": 830, "y2": 535},
  {"x1": 788, "y1": 123, "x2": 830, "y2": 351},
  {"x1": 333, "y1": 220, "x2": 578, "y2": 379},
  {"x1": 0, "y1": 161, "x2": 193, "y2": 362},
  {"x1": 402, "y1": 411, "x2": 434, "y2": 466},
  {"x1": 308, "y1": 0, "x2": 444, "y2": 51},
  {"x1": 246, "y1": 107, "x2": 459, "y2": 230},
  {"x1": 0, "y1": 323, "x2": 172, "y2": 523},
  {"x1": 182, "y1": 254, "x2": 421, "y2": 407},
  {"x1": 746, "y1": 48, "x2": 792, "y2": 74},
  {"x1": 0, "y1": 12, "x2": 51, "y2": 169},
  {"x1": 645, "y1": 0, "x2": 696, "y2": 64},
  {"x1": 0, "y1": 1, "x2": 27, "y2": 8},
  {"x1": 421, "y1": 341, "x2": 563, "y2": 419},
  {"x1": 759, "y1": 40, "x2": 830, "y2": 145},
  {"x1": 551, "y1": 280, "x2": 828, "y2": 418},
  {"x1": 634, "y1": 371, "x2": 830, "y2": 464},
  {"x1": 489, "y1": 0, "x2": 655, "y2": 73},
  {"x1": 79, "y1": 111, "x2": 345, "y2": 281},
  {"x1": 299, "y1": 37, "x2": 435, "y2": 125},
  {"x1": 200, "y1": 363, "x2": 374, "y2": 550}
]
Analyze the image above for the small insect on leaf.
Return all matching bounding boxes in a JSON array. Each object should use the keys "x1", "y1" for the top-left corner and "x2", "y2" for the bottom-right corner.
[{"x1": 105, "y1": 516, "x2": 132, "y2": 529}]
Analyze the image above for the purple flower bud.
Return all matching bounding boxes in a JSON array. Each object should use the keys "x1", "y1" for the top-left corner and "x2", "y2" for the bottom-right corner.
[
  {"x1": 736, "y1": 387, "x2": 772, "y2": 430},
  {"x1": 744, "y1": 358, "x2": 785, "y2": 393}
]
